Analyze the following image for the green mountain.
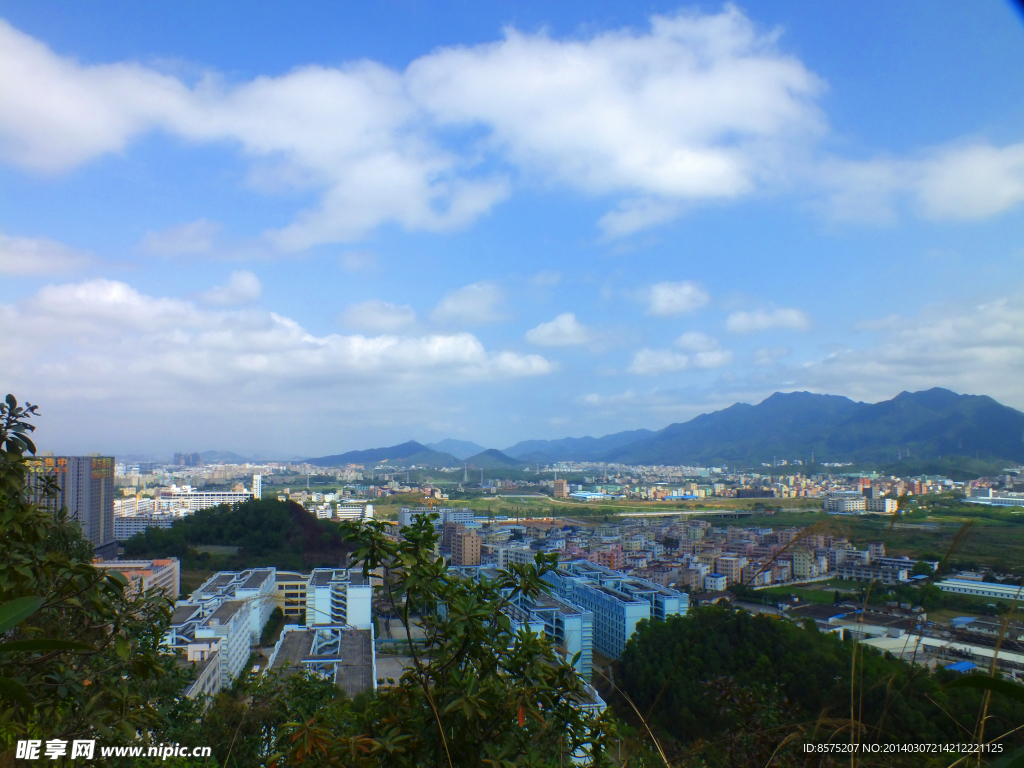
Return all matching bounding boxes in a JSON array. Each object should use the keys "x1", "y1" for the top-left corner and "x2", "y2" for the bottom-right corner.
[
  {"x1": 464, "y1": 448, "x2": 528, "y2": 470},
  {"x1": 605, "y1": 388, "x2": 1024, "y2": 467},
  {"x1": 425, "y1": 438, "x2": 486, "y2": 460},
  {"x1": 503, "y1": 428, "x2": 655, "y2": 462},
  {"x1": 307, "y1": 441, "x2": 459, "y2": 467}
]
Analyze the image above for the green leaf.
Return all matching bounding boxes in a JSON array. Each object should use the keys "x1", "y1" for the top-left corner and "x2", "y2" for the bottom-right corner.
[
  {"x1": 0, "y1": 638, "x2": 95, "y2": 653},
  {"x1": 115, "y1": 635, "x2": 130, "y2": 659},
  {"x1": 0, "y1": 595, "x2": 44, "y2": 633},
  {"x1": 0, "y1": 675, "x2": 31, "y2": 708},
  {"x1": 944, "y1": 674, "x2": 1024, "y2": 704}
]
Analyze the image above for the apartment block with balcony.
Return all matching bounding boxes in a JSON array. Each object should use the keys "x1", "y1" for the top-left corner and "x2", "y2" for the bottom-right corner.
[{"x1": 306, "y1": 568, "x2": 373, "y2": 629}]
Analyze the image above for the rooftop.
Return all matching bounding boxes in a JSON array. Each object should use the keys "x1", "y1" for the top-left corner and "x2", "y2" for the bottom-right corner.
[
  {"x1": 241, "y1": 568, "x2": 274, "y2": 590},
  {"x1": 209, "y1": 600, "x2": 246, "y2": 624},
  {"x1": 171, "y1": 603, "x2": 202, "y2": 626}
]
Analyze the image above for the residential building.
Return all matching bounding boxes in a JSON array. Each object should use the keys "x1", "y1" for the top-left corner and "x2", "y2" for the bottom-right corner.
[
  {"x1": 553, "y1": 479, "x2": 568, "y2": 498},
  {"x1": 865, "y1": 497, "x2": 899, "y2": 514},
  {"x1": 195, "y1": 600, "x2": 251, "y2": 684},
  {"x1": 826, "y1": 496, "x2": 867, "y2": 514},
  {"x1": 114, "y1": 511, "x2": 182, "y2": 539},
  {"x1": 274, "y1": 570, "x2": 309, "y2": 621},
  {"x1": 306, "y1": 568, "x2": 373, "y2": 629},
  {"x1": 336, "y1": 503, "x2": 374, "y2": 521},
  {"x1": 704, "y1": 573, "x2": 728, "y2": 592},
  {"x1": 29, "y1": 455, "x2": 115, "y2": 548},
  {"x1": 543, "y1": 560, "x2": 687, "y2": 658},
  {"x1": 193, "y1": 568, "x2": 278, "y2": 644},
  {"x1": 94, "y1": 557, "x2": 180, "y2": 600},
  {"x1": 836, "y1": 563, "x2": 910, "y2": 585},
  {"x1": 442, "y1": 521, "x2": 466, "y2": 550},
  {"x1": 715, "y1": 556, "x2": 745, "y2": 585},
  {"x1": 452, "y1": 530, "x2": 482, "y2": 566},
  {"x1": 157, "y1": 484, "x2": 252, "y2": 512},
  {"x1": 266, "y1": 625, "x2": 376, "y2": 698}
]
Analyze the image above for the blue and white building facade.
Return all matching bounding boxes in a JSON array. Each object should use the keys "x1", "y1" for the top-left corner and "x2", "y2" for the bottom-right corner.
[{"x1": 542, "y1": 560, "x2": 688, "y2": 659}]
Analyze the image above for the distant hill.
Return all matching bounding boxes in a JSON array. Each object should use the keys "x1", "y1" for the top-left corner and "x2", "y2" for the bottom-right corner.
[
  {"x1": 605, "y1": 389, "x2": 1024, "y2": 467},
  {"x1": 464, "y1": 449, "x2": 528, "y2": 470},
  {"x1": 426, "y1": 438, "x2": 486, "y2": 460},
  {"x1": 307, "y1": 441, "x2": 459, "y2": 467},
  {"x1": 503, "y1": 429, "x2": 655, "y2": 462}
]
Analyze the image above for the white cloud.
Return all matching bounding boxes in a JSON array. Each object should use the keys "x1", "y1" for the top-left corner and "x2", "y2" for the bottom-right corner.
[
  {"x1": 0, "y1": 231, "x2": 91, "y2": 275},
  {"x1": 139, "y1": 219, "x2": 220, "y2": 255},
  {"x1": 628, "y1": 330, "x2": 731, "y2": 375},
  {"x1": 2, "y1": 13, "x2": 1019, "y2": 252},
  {"x1": 409, "y1": 8, "x2": 823, "y2": 207},
  {"x1": 339, "y1": 251, "x2": 378, "y2": 273},
  {"x1": 752, "y1": 346, "x2": 791, "y2": 366},
  {"x1": 525, "y1": 313, "x2": 591, "y2": 346},
  {"x1": 598, "y1": 199, "x2": 683, "y2": 238},
  {"x1": 341, "y1": 300, "x2": 416, "y2": 332},
  {"x1": 431, "y1": 281, "x2": 507, "y2": 324},
  {"x1": 0, "y1": 9, "x2": 827, "y2": 245},
  {"x1": 0, "y1": 279, "x2": 551, "y2": 414},
  {"x1": 675, "y1": 331, "x2": 718, "y2": 352},
  {"x1": 726, "y1": 307, "x2": 810, "y2": 333},
  {"x1": 627, "y1": 347, "x2": 732, "y2": 376},
  {"x1": 646, "y1": 281, "x2": 711, "y2": 316},
  {"x1": 819, "y1": 141, "x2": 1024, "y2": 223},
  {"x1": 628, "y1": 349, "x2": 692, "y2": 375},
  {"x1": 916, "y1": 142, "x2": 1024, "y2": 220},
  {"x1": 793, "y1": 293, "x2": 1024, "y2": 409},
  {"x1": 201, "y1": 271, "x2": 262, "y2": 306},
  {"x1": 530, "y1": 270, "x2": 561, "y2": 288}
]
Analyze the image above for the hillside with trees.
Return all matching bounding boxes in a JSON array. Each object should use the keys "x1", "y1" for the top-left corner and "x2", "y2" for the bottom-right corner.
[
  {"x1": 122, "y1": 498, "x2": 352, "y2": 570},
  {"x1": 617, "y1": 606, "x2": 1024, "y2": 766}
]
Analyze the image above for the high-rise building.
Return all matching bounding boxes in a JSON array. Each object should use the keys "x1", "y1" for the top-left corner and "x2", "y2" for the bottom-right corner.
[
  {"x1": 553, "y1": 479, "x2": 568, "y2": 498},
  {"x1": 442, "y1": 521, "x2": 466, "y2": 550},
  {"x1": 29, "y1": 455, "x2": 115, "y2": 548},
  {"x1": 253, "y1": 474, "x2": 262, "y2": 500},
  {"x1": 452, "y1": 531, "x2": 481, "y2": 566}
]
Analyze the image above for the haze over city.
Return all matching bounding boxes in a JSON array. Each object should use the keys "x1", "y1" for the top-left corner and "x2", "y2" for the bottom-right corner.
[{"x1": 1, "y1": 1, "x2": 1023, "y2": 456}]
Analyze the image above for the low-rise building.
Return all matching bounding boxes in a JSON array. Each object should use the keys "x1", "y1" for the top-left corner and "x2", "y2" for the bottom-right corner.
[
  {"x1": 936, "y1": 579, "x2": 1024, "y2": 601},
  {"x1": 836, "y1": 563, "x2": 910, "y2": 585},
  {"x1": 704, "y1": 573, "x2": 728, "y2": 592}
]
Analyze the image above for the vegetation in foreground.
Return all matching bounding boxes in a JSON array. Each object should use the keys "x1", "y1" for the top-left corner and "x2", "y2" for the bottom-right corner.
[{"x1": 617, "y1": 607, "x2": 1024, "y2": 767}]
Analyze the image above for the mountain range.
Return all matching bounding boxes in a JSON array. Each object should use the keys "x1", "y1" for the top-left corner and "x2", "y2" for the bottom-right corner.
[
  {"x1": 425, "y1": 439, "x2": 486, "y2": 460},
  {"x1": 303, "y1": 389, "x2": 1024, "y2": 469}
]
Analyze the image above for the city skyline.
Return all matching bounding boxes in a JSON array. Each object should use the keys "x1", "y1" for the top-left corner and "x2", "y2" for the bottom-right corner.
[{"x1": 1, "y1": 2, "x2": 1023, "y2": 455}]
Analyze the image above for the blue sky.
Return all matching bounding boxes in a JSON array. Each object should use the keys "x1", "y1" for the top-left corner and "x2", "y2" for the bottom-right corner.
[{"x1": 1, "y1": 1, "x2": 1023, "y2": 457}]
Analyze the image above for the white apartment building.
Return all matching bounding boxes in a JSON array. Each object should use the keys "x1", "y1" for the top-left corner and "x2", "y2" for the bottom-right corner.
[
  {"x1": 156, "y1": 477, "x2": 260, "y2": 512},
  {"x1": 306, "y1": 568, "x2": 373, "y2": 629},
  {"x1": 336, "y1": 503, "x2": 374, "y2": 521},
  {"x1": 193, "y1": 568, "x2": 278, "y2": 644},
  {"x1": 195, "y1": 600, "x2": 251, "y2": 684},
  {"x1": 865, "y1": 497, "x2": 899, "y2": 514},
  {"x1": 825, "y1": 494, "x2": 867, "y2": 514}
]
